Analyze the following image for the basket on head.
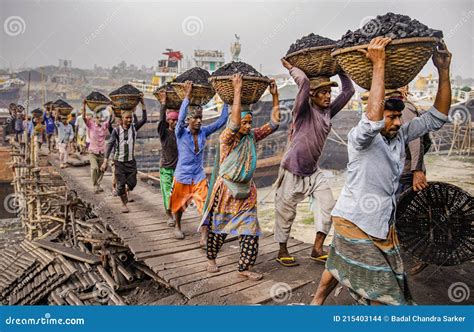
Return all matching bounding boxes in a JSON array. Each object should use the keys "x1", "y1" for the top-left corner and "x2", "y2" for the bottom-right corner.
[
  {"x1": 31, "y1": 108, "x2": 43, "y2": 117},
  {"x1": 86, "y1": 100, "x2": 109, "y2": 113},
  {"x1": 209, "y1": 76, "x2": 271, "y2": 105},
  {"x1": 331, "y1": 37, "x2": 440, "y2": 90},
  {"x1": 111, "y1": 106, "x2": 122, "y2": 119},
  {"x1": 171, "y1": 83, "x2": 215, "y2": 106},
  {"x1": 284, "y1": 45, "x2": 341, "y2": 78},
  {"x1": 85, "y1": 92, "x2": 111, "y2": 113},
  {"x1": 153, "y1": 85, "x2": 182, "y2": 110},
  {"x1": 396, "y1": 182, "x2": 474, "y2": 266},
  {"x1": 52, "y1": 99, "x2": 74, "y2": 116},
  {"x1": 56, "y1": 108, "x2": 73, "y2": 116},
  {"x1": 109, "y1": 94, "x2": 142, "y2": 111}
]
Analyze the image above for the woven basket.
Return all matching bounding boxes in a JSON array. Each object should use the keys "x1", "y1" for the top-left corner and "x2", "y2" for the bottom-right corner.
[
  {"x1": 209, "y1": 76, "x2": 271, "y2": 105},
  {"x1": 331, "y1": 37, "x2": 439, "y2": 90},
  {"x1": 109, "y1": 93, "x2": 142, "y2": 110},
  {"x1": 284, "y1": 45, "x2": 341, "y2": 78},
  {"x1": 85, "y1": 100, "x2": 110, "y2": 113},
  {"x1": 171, "y1": 83, "x2": 215, "y2": 106},
  {"x1": 396, "y1": 182, "x2": 474, "y2": 266},
  {"x1": 56, "y1": 107, "x2": 73, "y2": 117},
  {"x1": 112, "y1": 106, "x2": 123, "y2": 118},
  {"x1": 153, "y1": 88, "x2": 182, "y2": 110}
]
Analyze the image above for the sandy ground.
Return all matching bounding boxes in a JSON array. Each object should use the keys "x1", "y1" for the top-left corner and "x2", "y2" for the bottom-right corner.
[{"x1": 257, "y1": 154, "x2": 474, "y2": 245}]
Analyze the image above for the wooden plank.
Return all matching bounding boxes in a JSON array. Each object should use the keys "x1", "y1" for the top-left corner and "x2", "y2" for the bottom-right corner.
[
  {"x1": 147, "y1": 235, "x2": 271, "y2": 273},
  {"x1": 220, "y1": 249, "x2": 319, "y2": 304},
  {"x1": 177, "y1": 242, "x2": 311, "y2": 298},
  {"x1": 188, "y1": 243, "x2": 312, "y2": 305},
  {"x1": 160, "y1": 236, "x2": 281, "y2": 281},
  {"x1": 134, "y1": 242, "x2": 204, "y2": 260},
  {"x1": 171, "y1": 240, "x2": 306, "y2": 287},
  {"x1": 33, "y1": 239, "x2": 100, "y2": 264},
  {"x1": 49, "y1": 156, "x2": 320, "y2": 305}
]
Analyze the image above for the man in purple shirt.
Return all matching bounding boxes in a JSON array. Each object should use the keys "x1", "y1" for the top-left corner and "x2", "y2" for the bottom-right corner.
[{"x1": 274, "y1": 58, "x2": 355, "y2": 266}]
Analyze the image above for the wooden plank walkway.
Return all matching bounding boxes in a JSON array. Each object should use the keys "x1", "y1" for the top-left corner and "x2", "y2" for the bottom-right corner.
[{"x1": 49, "y1": 157, "x2": 321, "y2": 304}]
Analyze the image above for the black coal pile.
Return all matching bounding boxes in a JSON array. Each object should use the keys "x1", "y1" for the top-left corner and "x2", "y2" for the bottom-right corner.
[
  {"x1": 86, "y1": 91, "x2": 110, "y2": 102},
  {"x1": 212, "y1": 61, "x2": 266, "y2": 78},
  {"x1": 335, "y1": 13, "x2": 443, "y2": 48},
  {"x1": 158, "y1": 83, "x2": 174, "y2": 92},
  {"x1": 31, "y1": 108, "x2": 43, "y2": 115},
  {"x1": 175, "y1": 67, "x2": 211, "y2": 85},
  {"x1": 53, "y1": 99, "x2": 73, "y2": 109},
  {"x1": 286, "y1": 33, "x2": 336, "y2": 55},
  {"x1": 109, "y1": 84, "x2": 141, "y2": 96}
]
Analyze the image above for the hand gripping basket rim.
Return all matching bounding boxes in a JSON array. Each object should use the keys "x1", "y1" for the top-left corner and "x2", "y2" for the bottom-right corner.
[
  {"x1": 170, "y1": 82, "x2": 215, "y2": 106},
  {"x1": 330, "y1": 37, "x2": 440, "y2": 89},
  {"x1": 153, "y1": 87, "x2": 182, "y2": 109},
  {"x1": 330, "y1": 36, "x2": 440, "y2": 55},
  {"x1": 209, "y1": 75, "x2": 271, "y2": 105}
]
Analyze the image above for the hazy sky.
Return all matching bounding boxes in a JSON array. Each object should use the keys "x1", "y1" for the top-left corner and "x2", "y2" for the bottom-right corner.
[{"x1": 1, "y1": 0, "x2": 473, "y2": 77}]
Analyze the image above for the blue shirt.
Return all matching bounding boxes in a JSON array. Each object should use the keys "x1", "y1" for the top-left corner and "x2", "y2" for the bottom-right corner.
[
  {"x1": 43, "y1": 114, "x2": 55, "y2": 134},
  {"x1": 331, "y1": 107, "x2": 448, "y2": 239},
  {"x1": 174, "y1": 98, "x2": 229, "y2": 184}
]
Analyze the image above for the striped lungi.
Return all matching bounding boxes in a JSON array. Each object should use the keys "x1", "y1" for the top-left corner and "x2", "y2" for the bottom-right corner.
[{"x1": 326, "y1": 216, "x2": 414, "y2": 305}]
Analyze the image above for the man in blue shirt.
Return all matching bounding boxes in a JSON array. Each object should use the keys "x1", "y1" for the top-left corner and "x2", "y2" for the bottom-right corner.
[
  {"x1": 312, "y1": 37, "x2": 452, "y2": 305},
  {"x1": 170, "y1": 81, "x2": 229, "y2": 241},
  {"x1": 43, "y1": 103, "x2": 56, "y2": 153}
]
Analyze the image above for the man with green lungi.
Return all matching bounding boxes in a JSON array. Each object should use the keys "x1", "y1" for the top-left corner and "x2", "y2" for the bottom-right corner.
[
  {"x1": 312, "y1": 37, "x2": 452, "y2": 305},
  {"x1": 156, "y1": 89, "x2": 179, "y2": 226}
]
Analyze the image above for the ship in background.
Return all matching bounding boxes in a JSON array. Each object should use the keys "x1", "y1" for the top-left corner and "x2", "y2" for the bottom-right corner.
[{"x1": 0, "y1": 76, "x2": 25, "y2": 109}]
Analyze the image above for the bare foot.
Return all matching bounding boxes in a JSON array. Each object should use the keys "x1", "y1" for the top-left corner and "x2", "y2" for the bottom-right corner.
[
  {"x1": 174, "y1": 228, "x2": 185, "y2": 239},
  {"x1": 238, "y1": 270, "x2": 263, "y2": 281},
  {"x1": 166, "y1": 218, "x2": 175, "y2": 227},
  {"x1": 207, "y1": 260, "x2": 220, "y2": 273},
  {"x1": 121, "y1": 205, "x2": 129, "y2": 213}
]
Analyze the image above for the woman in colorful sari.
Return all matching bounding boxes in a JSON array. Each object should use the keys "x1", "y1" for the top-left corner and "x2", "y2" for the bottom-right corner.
[{"x1": 201, "y1": 73, "x2": 280, "y2": 281}]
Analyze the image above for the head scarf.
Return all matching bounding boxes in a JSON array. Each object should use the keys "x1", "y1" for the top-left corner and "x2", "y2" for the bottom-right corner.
[
  {"x1": 240, "y1": 104, "x2": 253, "y2": 119},
  {"x1": 166, "y1": 111, "x2": 179, "y2": 121}
]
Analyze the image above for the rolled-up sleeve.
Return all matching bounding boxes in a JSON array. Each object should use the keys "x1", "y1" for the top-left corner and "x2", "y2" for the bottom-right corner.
[
  {"x1": 402, "y1": 106, "x2": 448, "y2": 143},
  {"x1": 349, "y1": 113, "x2": 385, "y2": 150}
]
